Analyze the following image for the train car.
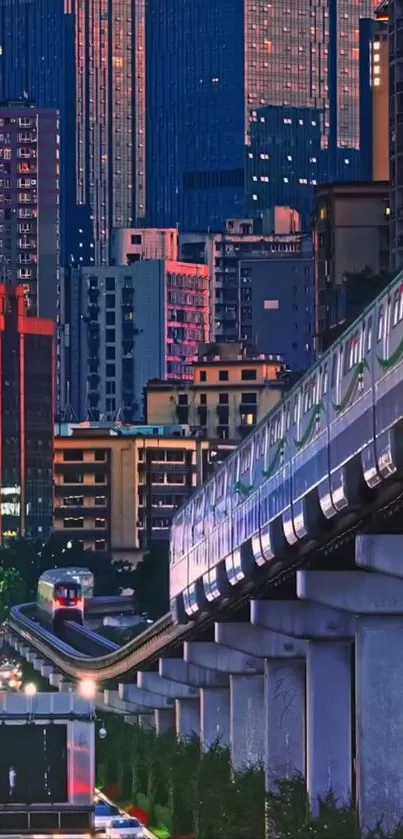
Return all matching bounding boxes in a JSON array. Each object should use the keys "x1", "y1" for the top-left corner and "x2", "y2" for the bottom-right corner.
[
  {"x1": 37, "y1": 569, "x2": 84, "y2": 635},
  {"x1": 169, "y1": 269, "x2": 403, "y2": 624}
]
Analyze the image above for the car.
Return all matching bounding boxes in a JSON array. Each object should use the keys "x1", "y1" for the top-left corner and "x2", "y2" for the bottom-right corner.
[
  {"x1": 105, "y1": 817, "x2": 144, "y2": 839},
  {"x1": 94, "y1": 801, "x2": 122, "y2": 831}
]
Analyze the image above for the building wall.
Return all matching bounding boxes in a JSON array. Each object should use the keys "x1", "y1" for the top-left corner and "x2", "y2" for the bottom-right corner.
[
  {"x1": 372, "y1": 28, "x2": 389, "y2": 181},
  {"x1": 0, "y1": 285, "x2": 54, "y2": 543},
  {"x1": 146, "y1": 0, "x2": 374, "y2": 233},
  {"x1": 146, "y1": 355, "x2": 285, "y2": 442},
  {"x1": 240, "y1": 241, "x2": 315, "y2": 373},
  {"x1": 181, "y1": 218, "x2": 309, "y2": 344},
  {"x1": 314, "y1": 182, "x2": 390, "y2": 352},
  {"x1": 54, "y1": 429, "x2": 211, "y2": 559},
  {"x1": 110, "y1": 228, "x2": 179, "y2": 264},
  {"x1": 0, "y1": 104, "x2": 60, "y2": 319},
  {"x1": 68, "y1": 261, "x2": 209, "y2": 421},
  {"x1": 0, "y1": 0, "x2": 74, "y2": 267},
  {"x1": 74, "y1": 0, "x2": 145, "y2": 263}
]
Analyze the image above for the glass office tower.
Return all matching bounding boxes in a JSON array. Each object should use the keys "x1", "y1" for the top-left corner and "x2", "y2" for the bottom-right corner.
[
  {"x1": 73, "y1": 0, "x2": 146, "y2": 263},
  {"x1": 146, "y1": 0, "x2": 376, "y2": 232}
]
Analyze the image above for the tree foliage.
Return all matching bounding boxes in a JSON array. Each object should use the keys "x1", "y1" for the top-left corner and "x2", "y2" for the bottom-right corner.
[
  {"x1": 131, "y1": 540, "x2": 169, "y2": 620},
  {"x1": 0, "y1": 566, "x2": 25, "y2": 622},
  {"x1": 97, "y1": 714, "x2": 403, "y2": 839},
  {"x1": 0, "y1": 534, "x2": 135, "y2": 605}
]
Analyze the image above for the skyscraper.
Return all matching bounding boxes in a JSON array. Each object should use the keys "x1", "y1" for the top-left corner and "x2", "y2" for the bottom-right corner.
[
  {"x1": 146, "y1": 0, "x2": 376, "y2": 232},
  {"x1": 73, "y1": 0, "x2": 146, "y2": 263},
  {"x1": 0, "y1": 101, "x2": 60, "y2": 319},
  {"x1": 0, "y1": 0, "x2": 75, "y2": 268}
]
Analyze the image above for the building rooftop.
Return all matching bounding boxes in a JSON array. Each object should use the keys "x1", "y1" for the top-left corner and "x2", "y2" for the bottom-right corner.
[{"x1": 55, "y1": 422, "x2": 196, "y2": 439}]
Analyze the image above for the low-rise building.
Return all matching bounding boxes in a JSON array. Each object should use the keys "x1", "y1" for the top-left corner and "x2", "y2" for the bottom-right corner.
[
  {"x1": 145, "y1": 343, "x2": 286, "y2": 442},
  {"x1": 54, "y1": 422, "x2": 230, "y2": 561}
]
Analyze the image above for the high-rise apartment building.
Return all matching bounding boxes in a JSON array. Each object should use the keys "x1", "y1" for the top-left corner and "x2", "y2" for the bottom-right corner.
[
  {"x1": 0, "y1": 0, "x2": 76, "y2": 268},
  {"x1": 239, "y1": 236, "x2": 315, "y2": 373},
  {"x1": 180, "y1": 213, "x2": 306, "y2": 344},
  {"x1": 0, "y1": 101, "x2": 60, "y2": 319},
  {"x1": 65, "y1": 261, "x2": 209, "y2": 421},
  {"x1": 146, "y1": 0, "x2": 376, "y2": 233},
  {"x1": 73, "y1": 0, "x2": 146, "y2": 263},
  {"x1": 0, "y1": 285, "x2": 54, "y2": 543}
]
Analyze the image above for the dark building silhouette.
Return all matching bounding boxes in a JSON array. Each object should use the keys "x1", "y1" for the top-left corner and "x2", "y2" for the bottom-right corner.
[{"x1": 0, "y1": 285, "x2": 54, "y2": 543}]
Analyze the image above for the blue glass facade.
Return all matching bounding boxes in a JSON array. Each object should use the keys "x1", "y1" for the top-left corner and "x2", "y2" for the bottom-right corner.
[
  {"x1": 0, "y1": 0, "x2": 76, "y2": 266},
  {"x1": 146, "y1": 0, "x2": 246, "y2": 231},
  {"x1": 146, "y1": 0, "x2": 376, "y2": 233}
]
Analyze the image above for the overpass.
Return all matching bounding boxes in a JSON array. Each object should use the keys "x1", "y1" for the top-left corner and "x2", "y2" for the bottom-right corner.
[{"x1": 7, "y1": 270, "x2": 403, "y2": 834}]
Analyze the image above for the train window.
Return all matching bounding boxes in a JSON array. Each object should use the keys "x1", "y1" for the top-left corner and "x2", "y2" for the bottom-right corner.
[
  {"x1": 377, "y1": 305, "x2": 384, "y2": 342},
  {"x1": 399, "y1": 286, "x2": 403, "y2": 321},
  {"x1": 393, "y1": 289, "x2": 400, "y2": 327},
  {"x1": 216, "y1": 471, "x2": 225, "y2": 499},
  {"x1": 270, "y1": 415, "x2": 281, "y2": 445},
  {"x1": 322, "y1": 362, "x2": 328, "y2": 396},
  {"x1": 347, "y1": 333, "x2": 359, "y2": 370},
  {"x1": 366, "y1": 317, "x2": 372, "y2": 352},
  {"x1": 240, "y1": 442, "x2": 251, "y2": 473},
  {"x1": 293, "y1": 395, "x2": 299, "y2": 424},
  {"x1": 54, "y1": 585, "x2": 78, "y2": 601},
  {"x1": 285, "y1": 402, "x2": 291, "y2": 430},
  {"x1": 330, "y1": 354, "x2": 338, "y2": 388}
]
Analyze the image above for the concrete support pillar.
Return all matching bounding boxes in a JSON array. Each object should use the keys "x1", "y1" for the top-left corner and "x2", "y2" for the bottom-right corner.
[
  {"x1": 175, "y1": 698, "x2": 200, "y2": 739},
  {"x1": 230, "y1": 674, "x2": 264, "y2": 770},
  {"x1": 138, "y1": 714, "x2": 155, "y2": 731},
  {"x1": 306, "y1": 641, "x2": 352, "y2": 813},
  {"x1": 155, "y1": 709, "x2": 175, "y2": 735},
  {"x1": 265, "y1": 659, "x2": 305, "y2": 789},
  {"x1": 356, "y1": 616, "x2": 403, "y2": 836},
  {"x1": 298, "y1": 565, "x2": 403, "y2": 834},
  {"x1": 58, "y1": 680, "x2": 72, "y2": 692},
  {"x1": 200, "y1": 687, "x2": 230, "y2": 752}
]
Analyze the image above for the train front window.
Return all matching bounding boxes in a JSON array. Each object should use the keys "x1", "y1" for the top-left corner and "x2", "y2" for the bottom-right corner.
[{"x1": 54, "y1": 584, "x2": 80, "y2": 605}]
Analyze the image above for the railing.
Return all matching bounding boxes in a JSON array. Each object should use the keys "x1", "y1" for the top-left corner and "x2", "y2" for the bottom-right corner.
[{"x1": 8, "y1": 604, "x2": 179, "y2": 680}]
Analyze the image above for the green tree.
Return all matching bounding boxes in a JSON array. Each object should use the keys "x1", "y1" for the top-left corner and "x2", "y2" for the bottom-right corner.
[
  {"x1": 132, "y1": 541, "x2": 169, "y2": 620},
  {"x1": 0, "y1": 566, "x2": 26, "y2": 621},
  {"x1": 0, "y1": 535, "x2": 135, "y2": 604}
]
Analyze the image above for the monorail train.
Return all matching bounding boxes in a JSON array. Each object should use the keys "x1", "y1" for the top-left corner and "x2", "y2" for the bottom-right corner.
[
  {"x1": 170, "y1": 270, "x2": 403, "y2": 623},
  {"x1": 37, "y1": 569, "x2": 85, "y2": 634}
]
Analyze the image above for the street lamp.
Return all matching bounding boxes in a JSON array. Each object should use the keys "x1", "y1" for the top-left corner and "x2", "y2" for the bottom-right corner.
[{"x1": 24, "y1": 683, "x2": 37, "y2": 697}]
